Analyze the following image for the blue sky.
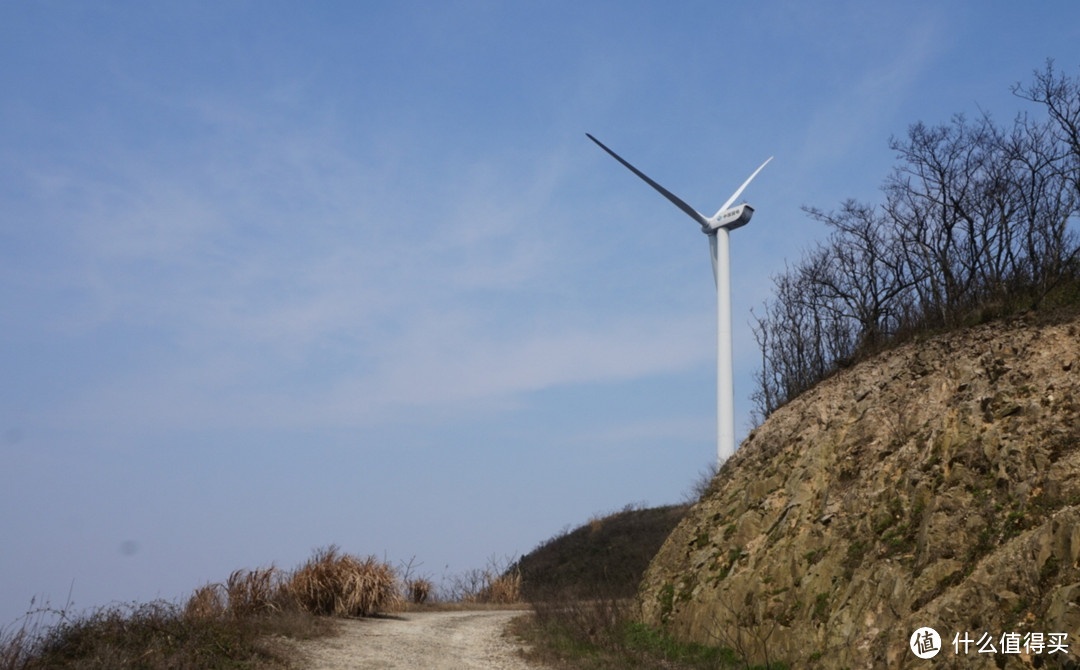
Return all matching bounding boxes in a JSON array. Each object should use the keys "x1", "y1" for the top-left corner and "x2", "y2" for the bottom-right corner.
[{"x1": 2, "y1": 1, "x2": 1078, "y2": 625}]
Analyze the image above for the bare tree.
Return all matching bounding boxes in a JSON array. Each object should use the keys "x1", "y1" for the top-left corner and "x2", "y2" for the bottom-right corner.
[
  {"x1": 884, "y1": 115, "x2": 998, "y2": 327},
  {"x1": 1003, "y1": 102, "x2": 1080, "y2": 305},
  {"x1": 802, "y1": 200, "x2": 920, "y2": 351},
  {"x1": 1013, "y1": 60, "x2": 1080, "y2": 189},
  {"x1": 751, "y1": 260, "x2": 855, "y2": 418},
  {"x1": 750, "y1": 64, "x2": 1080, "y2": 425}
]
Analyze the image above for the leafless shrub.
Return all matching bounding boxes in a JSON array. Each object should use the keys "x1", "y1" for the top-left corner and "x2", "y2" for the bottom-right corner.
[
  {"x1": 684, "y1": 461, "x2": 721, "y2": 503},
  {"x1": 706, "y1": 590, "x2": 782, "y2": 670},
  {"x1": 397, "y1": 556, "x2": 435, "y2": 605},
  {"x1": 0, "y1": 604, "x2": 52, "y2": 670},
  {"x1": 469, "y1": 570, "x2": 521, "y2": 605},
  {"x1": 0, "y1": 595, "x2": 78, "y2": 670},
  {"x1": 444, "y1": 556, "x2": 521, "y2": 604}
]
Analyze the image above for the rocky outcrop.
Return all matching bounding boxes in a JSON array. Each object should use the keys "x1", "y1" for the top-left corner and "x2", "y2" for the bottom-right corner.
[{"x1": 639, "y1": 312, "x2": 1080, "y2": 669}]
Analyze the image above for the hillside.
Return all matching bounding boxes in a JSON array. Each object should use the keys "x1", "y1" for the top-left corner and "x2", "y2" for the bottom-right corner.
[
  {"x1": 515, "y1": 504, "x2": 688, "y2": 600},
  {"x1": 639, "y1": 310, "x2": 1080, "y2": 669}
]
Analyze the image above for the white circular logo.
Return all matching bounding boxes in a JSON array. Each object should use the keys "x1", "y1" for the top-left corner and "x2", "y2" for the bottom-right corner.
[{"x1": 910, "y1": 627, "x2": 941, "y2": 659}]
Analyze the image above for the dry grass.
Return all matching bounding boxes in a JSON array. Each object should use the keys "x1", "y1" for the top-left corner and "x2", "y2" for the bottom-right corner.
[
  {"x1": 0, "y1": 601, "x2": 52, "y2": 670},
  {"x1": 466, "y1": 570, "x2": 521, "y2": 605},
  {"x1": 441, "y1": 555, "x2": 523, "y2": 605},
  {"x1": 284, "y1": 546, "x2": 402, "y2": 617},
  {"x1": 226, "y1": 566, "x2": 282, "y2": 617},
  {"x1": 0, "y1": 598, "x2": 304, "y2": 670},
  {"x1": 1, "y1": 546, "x2": 534, "y2": 669},
  {"x1": 183, "y1": 583, "x2": 226, "y2": 621},
  {"x1": 1, "y1": 547, "x2": 402, "y2": 670},
  {"x1": 406, "y1": 578, "x2": 434, "y2": 605},
  {"x1": 521, "y1": 590, "x2": 750, "y2": 670}
]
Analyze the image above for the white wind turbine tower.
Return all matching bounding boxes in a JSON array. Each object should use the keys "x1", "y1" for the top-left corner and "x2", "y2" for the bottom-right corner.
[{"x1": 587, "y1": 133, "x2": 771, "y2": 464}]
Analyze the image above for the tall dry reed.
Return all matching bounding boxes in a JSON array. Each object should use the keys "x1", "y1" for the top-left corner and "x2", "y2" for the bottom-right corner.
[
  {"x1": 225, "y1": 567, "x2": 281, "y2": 617},
  {"x1": 284, "y1": 546, "x2": 401, "y2": 617}
]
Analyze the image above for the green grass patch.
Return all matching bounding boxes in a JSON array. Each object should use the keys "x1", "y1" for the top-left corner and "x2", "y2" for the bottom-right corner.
[
  {"x1": 523, "y1": 590, "x2": 789, "y2": 670},
  {"x1": 516, "y1": 614, "x2": 762, "y2": 670}
]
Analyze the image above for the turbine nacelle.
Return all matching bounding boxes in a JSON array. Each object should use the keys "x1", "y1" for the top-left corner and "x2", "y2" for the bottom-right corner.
[{"x1": 706, "y1": 203, "x2": 754, "y2": 233}]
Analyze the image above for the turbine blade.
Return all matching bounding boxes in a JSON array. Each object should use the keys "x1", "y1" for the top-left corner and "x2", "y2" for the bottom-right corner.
[
  {"x1": 587, "y1": 133, "x2": 709, "y2": 227},
  {"x1": 714, "y1": 156, "x2": 773, "y2": 218}
]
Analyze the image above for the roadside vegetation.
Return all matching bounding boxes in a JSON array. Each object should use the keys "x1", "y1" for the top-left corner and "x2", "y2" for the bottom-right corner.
[
  {"x1": 2, "y1": 547, "x2": 443, "y2": 669},
  {"x1": 438, "y1": 555, "x2": 523, "y2": 606},
  {"x1": 1, "y1": 563, "x2": 336, "y2": 669},
  {"x1": 515, "y1": 590, "x2": 787, "y2": 670},
  {"x1": 0, "y1": 545, "x2": 530, "y2": 670},
  {"x1": 0, "y1": 595, "x2": 328, "y2": 670}
]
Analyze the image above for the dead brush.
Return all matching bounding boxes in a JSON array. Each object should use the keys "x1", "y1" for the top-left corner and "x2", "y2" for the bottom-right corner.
[
  {"x1": 467, "y1": 570, "x2": 522, "y2": 605},
  {"x1": 225, "y1": 567, "x2": 281, "y2": 617},
  {"x1": 285, "y1": 546, "x2": 402, "y2": 617},
  {"x1": 183, "y1": 583, "x2": 226, "y2": 621},
  {"x1": 0, "y1": 609, "x2": 48, "y2": 670},
  {"x1": 447, "y1": 556, "x2": 522, "y2": 604},
  {"x1": 406, "y1": 578, "x2": 434, "y2": 605}
]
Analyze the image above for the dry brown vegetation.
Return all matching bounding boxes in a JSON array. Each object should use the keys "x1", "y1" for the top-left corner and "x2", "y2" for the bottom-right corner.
[
  {"x1": 286, "y1": 546, "x2": 402, "y2": 617},
  {"x1": 225, "y1": 567, "x2": 282, "y2": 617},
  {"x1": 0, "y1": 596, "x2": 325, "y2": 670},
  {"x1": 0, "y1": 546, "x2": 402, "y2": 670},
  {"x1": 469, "y1": 570, "x2": 522, "y2": 605},
  {"x1": 442, "y1": 556, "x2": 523, "y2": 605},
  {"x1": 0, "y1": 546, "x2": 532, "y2": 669},
  {"x1": 406, "y1": 578, "x2": 434, "y2": 604}
]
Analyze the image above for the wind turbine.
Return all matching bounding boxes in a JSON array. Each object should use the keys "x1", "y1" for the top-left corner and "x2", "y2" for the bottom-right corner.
[{"x1": 587, "y1": 133, "x2": 772, "y2": 464}]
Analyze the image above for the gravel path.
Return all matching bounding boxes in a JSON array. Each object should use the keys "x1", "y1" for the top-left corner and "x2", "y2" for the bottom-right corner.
[{"x1": 295, "y1": 609, "x2": 544, "y2": 669}]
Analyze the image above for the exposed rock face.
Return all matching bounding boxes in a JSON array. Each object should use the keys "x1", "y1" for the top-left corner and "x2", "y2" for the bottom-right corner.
[{"x1": 639, "y1": 312, "x2": 1080, "y2": 669}]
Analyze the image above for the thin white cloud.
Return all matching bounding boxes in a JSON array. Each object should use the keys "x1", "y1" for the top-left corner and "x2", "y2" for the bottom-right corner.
[
  {"x1": 49, "y1": 302, "x2": 713, "y2": 436},
  {"x1": 13, "y1": 93, "x2": 716, "y2": 440}
]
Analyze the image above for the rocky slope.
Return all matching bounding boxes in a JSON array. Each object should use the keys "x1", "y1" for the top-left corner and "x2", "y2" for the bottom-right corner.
[{"x1": 639, "y1": 311, "x2": 1080, "y2": 669}]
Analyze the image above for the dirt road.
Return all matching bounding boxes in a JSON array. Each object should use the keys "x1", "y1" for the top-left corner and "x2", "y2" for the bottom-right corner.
[{"x1": 295, "y1": 609, "x2": 543, "y2": 669}]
